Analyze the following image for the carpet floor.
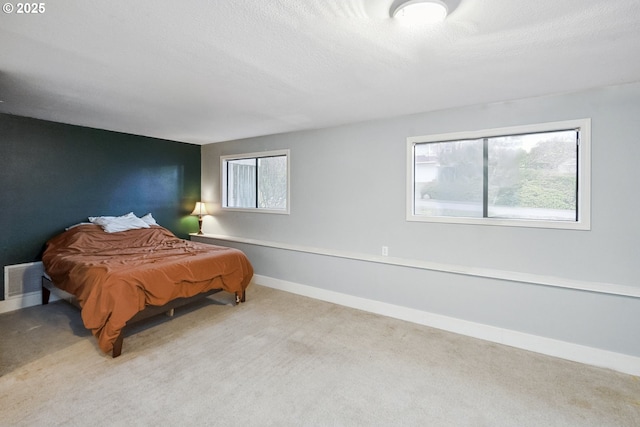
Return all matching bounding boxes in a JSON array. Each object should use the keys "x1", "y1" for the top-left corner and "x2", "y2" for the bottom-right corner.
[{"x1": 1, "y1": 284, "x2": 639, "y2": 426}]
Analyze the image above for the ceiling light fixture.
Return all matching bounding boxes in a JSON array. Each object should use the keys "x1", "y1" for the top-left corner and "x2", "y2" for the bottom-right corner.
[{"x1": 391, "y1": 0, "x2": 448, "y2": 24}]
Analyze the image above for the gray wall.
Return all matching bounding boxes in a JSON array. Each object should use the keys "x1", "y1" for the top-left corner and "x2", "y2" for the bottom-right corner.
[{"x1": 201, "y1": 82, "x2": 640, "y2": 357}]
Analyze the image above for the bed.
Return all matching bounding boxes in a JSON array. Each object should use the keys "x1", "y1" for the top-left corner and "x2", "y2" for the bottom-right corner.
[{"x1": 41, "y1": 217, "x2": 253, "y2": 357}]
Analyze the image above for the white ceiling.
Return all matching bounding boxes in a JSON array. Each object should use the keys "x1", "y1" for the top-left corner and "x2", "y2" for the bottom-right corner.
[{"x1": 1, "y1": 0, "x2": 639, "y2": 145}]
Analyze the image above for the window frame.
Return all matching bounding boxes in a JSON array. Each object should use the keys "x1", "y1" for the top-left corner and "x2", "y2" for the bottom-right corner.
[
  {"x1": 221, "y1": 149, "x2": 290, "y2": 214},
  {"x1": 406, "y1": 119, "x2": 591, "y2": 230}
]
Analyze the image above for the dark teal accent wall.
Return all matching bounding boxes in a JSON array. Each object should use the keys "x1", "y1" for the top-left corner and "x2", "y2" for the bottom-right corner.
[{"x1": 0, "y1": 113, "x2": 201, "y2": 299}]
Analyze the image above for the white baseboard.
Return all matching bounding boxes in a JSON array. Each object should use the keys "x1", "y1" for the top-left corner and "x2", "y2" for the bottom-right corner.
[
  {"x1": 0, "y1": 292, "x2": 43, "y2": 314},
  {"x1": 0, "y1": 291, "x2": 62, "y2": 314},
  {"x1": 253, "y1": 274, "x2": 640, "y2": 377},
  {"x1": 3, "y1": 271, "x2": 638, "y2": 376}
]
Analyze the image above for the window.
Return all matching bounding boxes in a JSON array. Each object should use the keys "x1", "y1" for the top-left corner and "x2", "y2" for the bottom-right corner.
[
  {"x1": 221, "y1": 150, "x2": 290, "y2": 213},
  {"x1": 406, "y1": 119, "x2": 591, "y2": 229}
]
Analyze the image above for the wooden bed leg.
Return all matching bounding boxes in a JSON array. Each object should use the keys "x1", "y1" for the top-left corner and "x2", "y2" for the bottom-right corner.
[
  {"x1": 235, "y1": 291, "x2": 246, "y2": 304},
  {"x1": 42, "y1": 279, "x2": 51, "y2": 305},
  {"x1": 112, "y1": 333, "x2": 124, "y2": 358},
  {"x1": 165, "y1": 308, "x2": 175, "y2": 317}
]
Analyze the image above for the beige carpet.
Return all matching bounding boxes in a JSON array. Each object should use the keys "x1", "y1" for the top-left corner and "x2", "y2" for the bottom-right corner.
[{"x1": 1, "y1": 284, "x2": 639, "y2": 426}]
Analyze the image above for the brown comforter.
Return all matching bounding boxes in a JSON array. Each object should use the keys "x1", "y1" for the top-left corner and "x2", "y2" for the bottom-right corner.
[{"x1": 42, "y1": 224, "x2": 253, "y2": 353}]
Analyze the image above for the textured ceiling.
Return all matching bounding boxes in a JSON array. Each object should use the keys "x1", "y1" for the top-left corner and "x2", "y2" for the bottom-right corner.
[{"x1": 1, "y1": 0, "x2": 639, "y2": 145}]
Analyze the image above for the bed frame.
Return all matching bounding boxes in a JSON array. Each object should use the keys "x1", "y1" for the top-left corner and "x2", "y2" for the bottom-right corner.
[{"x1": 41, "y1": 276, "x2": 246, "y2": 358}]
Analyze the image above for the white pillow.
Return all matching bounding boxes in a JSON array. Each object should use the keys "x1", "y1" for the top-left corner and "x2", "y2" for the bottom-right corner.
[
  {"x1": 88, "y1": 215, "x2": 116, "y2": 223},
  {"x1": 65, "y1": 222, "x2": 93, "y2": 230},
  {"x1": 88, "y1": 212, "x2": 133, "y2": 225},
  {"x1": 89, "y1": 212, "x2": 150, "y2": 233},
  {"x1": 140, "y1": 213, "x2": 158, "y2": 226}
]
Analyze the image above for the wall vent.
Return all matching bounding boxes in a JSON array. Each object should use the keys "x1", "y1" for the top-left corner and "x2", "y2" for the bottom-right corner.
[{"x1": 4, "y1": 261, "x2": 44, "y2": 300}]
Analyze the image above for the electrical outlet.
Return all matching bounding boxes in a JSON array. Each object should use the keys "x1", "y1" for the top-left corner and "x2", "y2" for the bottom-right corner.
[{"x1": 382, "y1": 246, "x2": 389, "y2": 256}]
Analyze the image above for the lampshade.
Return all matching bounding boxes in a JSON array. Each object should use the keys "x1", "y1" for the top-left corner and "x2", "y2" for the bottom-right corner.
[
  {"x1": 391, "y1": 0, "x2": 448, "y2": 24},
  {"x1": 190, "y1": 202, "x2": 209, "y2": 216}
]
